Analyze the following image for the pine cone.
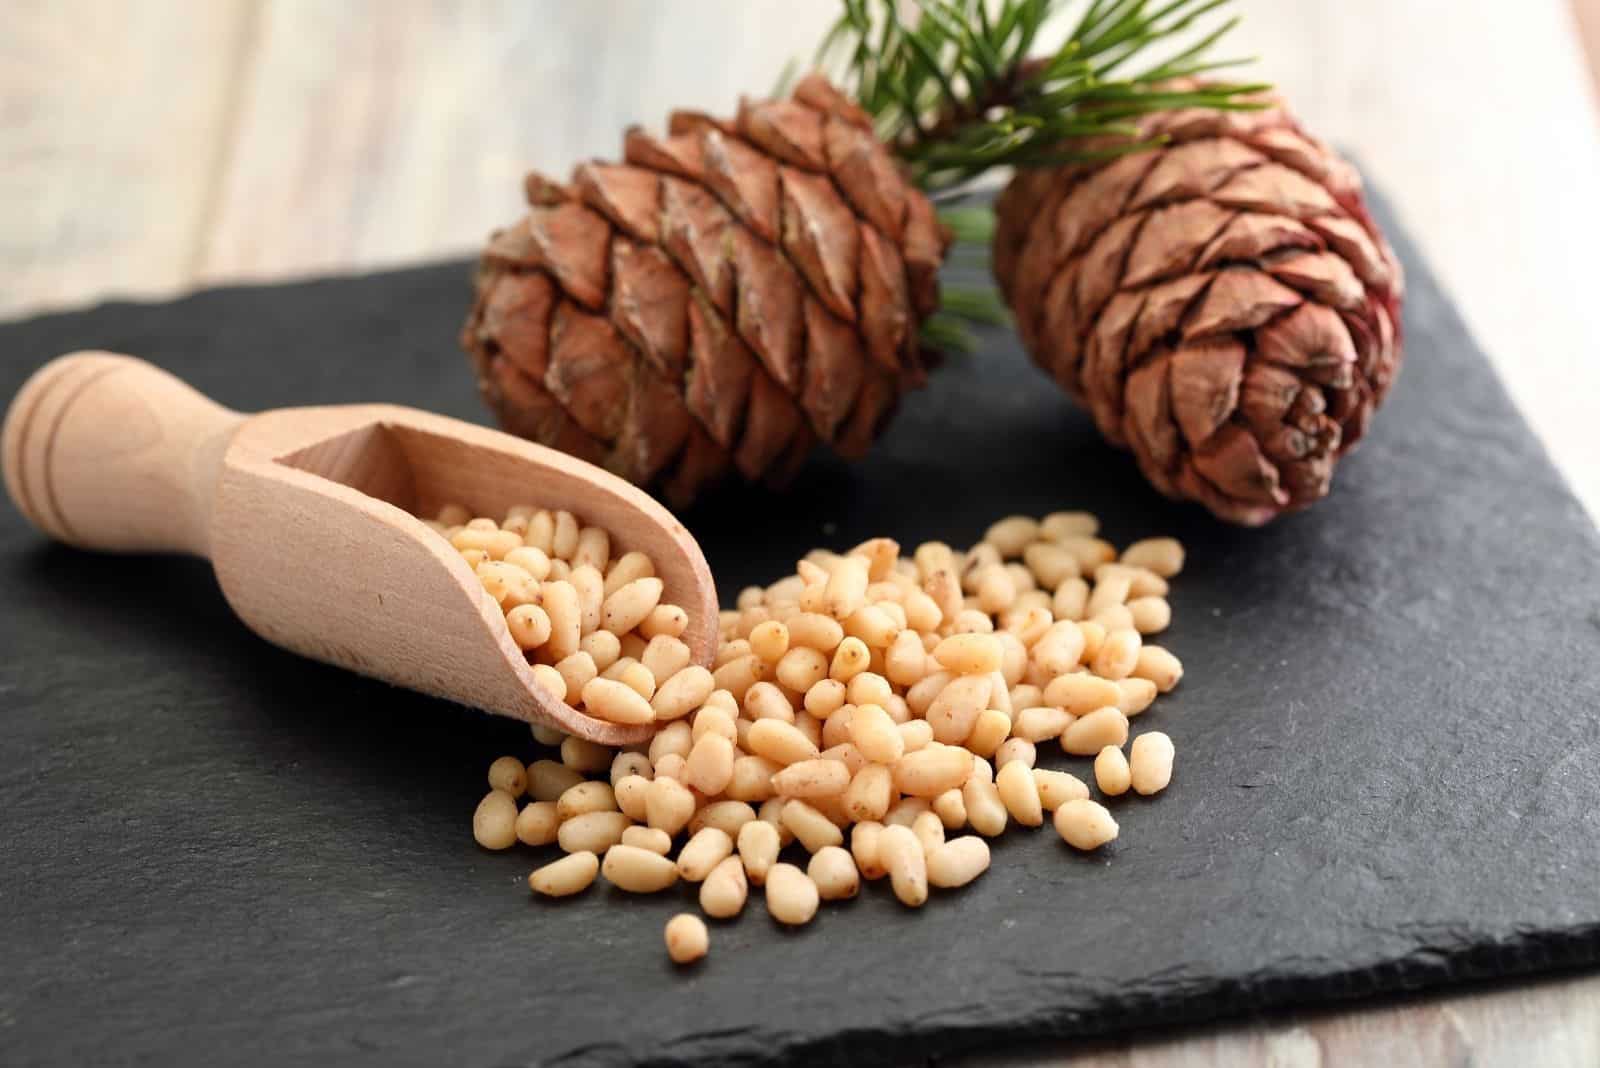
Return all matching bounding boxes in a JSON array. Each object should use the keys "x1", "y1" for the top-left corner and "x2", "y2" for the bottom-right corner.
[
  {"x1": 994, "y1": 93, "x2": 1403, "y2": 525},
  {"x1": 462, "y1": 74, "x2": 948, "y2": 505}
]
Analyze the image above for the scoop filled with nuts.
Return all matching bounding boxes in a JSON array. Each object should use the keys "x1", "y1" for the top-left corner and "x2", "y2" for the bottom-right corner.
[{"x1": 469, "y1": 512, "x2": 1184, "y2": 965}]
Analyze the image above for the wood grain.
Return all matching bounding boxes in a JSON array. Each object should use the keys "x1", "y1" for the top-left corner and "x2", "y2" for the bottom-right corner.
[{"x1": 2, "y1": 1, "x2": 1598, "y2": 1063}]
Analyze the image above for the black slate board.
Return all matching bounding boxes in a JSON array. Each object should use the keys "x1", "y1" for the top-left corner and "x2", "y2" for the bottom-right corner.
[{"x1": 2, "y1": 191, "x2": 1598, "y2": 1068}]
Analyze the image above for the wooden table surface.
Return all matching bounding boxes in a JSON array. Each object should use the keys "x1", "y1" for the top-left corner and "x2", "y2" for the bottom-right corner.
[{"x1": 4, "y1": 2, "x2": 1599, "y2": 1064}]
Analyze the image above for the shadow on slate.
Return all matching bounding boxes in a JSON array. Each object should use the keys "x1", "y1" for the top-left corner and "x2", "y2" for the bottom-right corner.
[{"x1": 1, "y1": 188, "x2": 1597, "y2": 1068}]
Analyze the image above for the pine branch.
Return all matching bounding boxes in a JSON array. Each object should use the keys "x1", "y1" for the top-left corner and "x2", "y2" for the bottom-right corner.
[{"x1": 817, "y1": 0, "x2": 1269, "y2": 192}]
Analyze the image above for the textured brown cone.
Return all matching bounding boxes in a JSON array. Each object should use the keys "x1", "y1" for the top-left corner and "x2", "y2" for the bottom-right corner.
[
  {"x1": 994, "y1": 92, "x2": 1404, "y2": 525},
  {"x1": 461, "y1": 74, "x2": 948, "y2": 506}
]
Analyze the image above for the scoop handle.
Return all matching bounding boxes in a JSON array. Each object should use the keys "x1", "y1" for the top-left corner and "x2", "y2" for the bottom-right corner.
[{"x1": 2, "y1": 352, "x2": 246, "y2": 556}]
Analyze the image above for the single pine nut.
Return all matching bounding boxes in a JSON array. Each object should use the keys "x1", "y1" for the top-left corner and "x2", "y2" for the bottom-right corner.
[
  {"x1": 487, "y1": 756, "x2": 527, "y2": 797},
  {"x1": 648, "y1": 720, "x2": 692, "y2": 763},
  {"x1": 711, "y1": 654, "x2": 763, "y2": 700},
  {"x1": 1121, "y1": 537, "x2": 1184, "y2": 577},
  {"x1": 725, "y1": 755, "x2": 781, "y2": 803},
  {"x1": 651, "y1": 665, "x2": 715, "y2": 721},
  {"x1": 880, "y1": 824, "x2": 929, "y2": 907},
  {"x1": 556, "y1": 780, "x2": 617, "y2": 820},
  {"x1": 1053, "y1": 577, "x2": 1090, "y2": 620},
  {"x1": 964, "y1": 709, "x2": 1011, "y2": 758},
  {"x1": 747, "y1": 719, "x2": 820, "y2": 766},
  {"x1": 994, "y1": 737, "x2": 1037, "y2": 770},
  {"x1": 641, "y1": 635, "x2": 692, "y2": 682},
  {"x1": 846, "y1": 672, "x2": 893, "y2": 708},
  {"x1": 803, "y1": 678, "x2": 848, "y2": 718},
  {"x1": 581, "y1": 677, "x2": 656, "y2": 725},
  {"x1": 613, "y1": 775, "x2": 651, "y2": 822},
  {"x1": 807, "y1": 846, "x2": 861, "y2": 900},
  {"x1": 737, "y1": 819, "x2": 781, "y2": 886},
  {"x1": 700, "y1": 855, "x2": 749, "y2": 918},
  {"x1": 684, "y1": 732, "x2": 736, "y2": 795},
  {"x1": 1062, "y1": 706, "x2": 1130, "y2": 756},
  {"x1": 639, "y1": 603, "x2": 689, "y2": 639},
  {"x1": 820, "y1": 742, "x2": 866, "y2": 776},
  {"x1": 1130, "y1": 731, "x2": 1175, "y2": 795},
  {"x1": 1024, "y1": 542, "x2": 1079, "y2": 589},
  {"x1": 1115, "y1": 677, "x2": 1158, "y2": 717},
  {"x1": 786, "y1": 612, "x2": 843, "y2": 652},
  {"x1": 842, "y1": 763, "x2": 893, "y2": 822},
  {"x1": 601, "y1": 577, "x2": 664, "y2": 635},
  {"x1": 555, "y1": 651, "x2": 599, "y2": 701},
  {"x1": 984, "y1": 516, "x2": 1039, "y2": 557},
  {"x1": 1055, "y1": 799, "x2": 1119, "y2": 850},
  {"x1": 677, "y1": 827, "x2": 734, "y2": 881},
  {"x1": 1086, "y1": 571, "x2": 1132, "y2": 620},
  {"x1": 580, "y1": 629, "x2": 623, "y2": 672},
  {"x1": 570, "y1": 565, "x2": 604, "y2": 635},
  {"x1": 529, "y1": 851, "x2": 599, "y2": 897},
  {"x1": 528, "y1": 759, "x2": 585, "y2": 801},
  {"x1": 541, "y1": 580, "x2": 581, "y2": 660},
  {"x1": 602, "y1": 550, "x2": 653, "y2": 596},
  {"x1": 621, "y1": 825, "x2": 672, "y2": 855},
  {"x1": 654, "y1": 754, "x2": 686, "y2": 781},
  {"x1": 926, "y1": 674, "x2": 993, "y2": 745},
  {"x1": 905, "y1": 670, "x2": 953, "y2": 716},
  {"x1": 744, "y1": 681, "x2": 795, "y2": 722},
  {"x1": 1009, "y1": 683, "x2": 1043, "y2": 709},
  {"x1": 1041, "y1": 511, "x2": 1098, "y2": 539},
  {"x1": 452, "y1": 526, "x2": 523, "y2": 560},
  {"x1": 1127, "y1": 596, "x2": 1171, "y2": 635},
  {"x1": 962, "y1": 776, "x2": 1009, "y2": 837},
  {"x1": 530, "y1": 665, "x2": 568, "y2": 704},
  {"x1": 1033, "y1": 769, "x2": 1090, "y2": 810},
  {"x1": 775, "y1": 646, "x2": 830, "y2": 692},
  {"x1": 571, "y1": 526, "x2": 610, "y2": 571},
  {"x1": 911, "y1": 810, "x2": 945, "y2": 855},
  {"x1": 516, "y1": 800, "x2": 561, "y2": 845},
  {"x1": 829, "y1": 637, "x2": 872, "y2": 681},
  {"x1": 934, "y1": 633, "x2": 1003, "y2": 676},
  {"x1": 1012, "y1": 706, "x2": 1072, "y2": 744},
  {"x1": 886, "y1": 630, "x2": 928, "y2": 686},
  {"x1": 1092, "y1": 628, "x2": 1142, "y2": 680},
  {"x1": 645, "y1": 777, "x2": 696, "y2": 835},
  {"x1": 1077, "y1": 621, "x2": 1107, "y2": 663},
  {"x1": 558, "y1": 736, "x2": 611, "y2": 775},
  {"x1": 995, "y1": 759, "x2": 1044, "y2": 826},
  {"x1": 848, "y1": 703, "x2": 904, "y2": 764},
  {"x1": 749, "y1": 620, "x2": 790, "y2": 663},
  {"x1": 602, "y1": 843, "x2": 679, "y2": 893},
  {"x1": 1092, "y1": 603, "x2": 1135, "y2": 631},
  {"x1": 505, "y1": 603, "x2": 553, "y2": 651},
  {"x1": 850, "y1": 821, "x2": 888, "y2": 879},
  {"x1": 472, "y1": 790, "x2": 518, "y2": 849},
  {"x1": 1133, "y1": 645, "x2": 1184, "y2": 692},
  {"x1": 843, "y1": 605, "x2": 900, "y2": 649},
  {"x1": 557, "y1": 810, "x2": 632, "y2": 854},
  {"x1": 931, "y1": 788, "x2": 966, "y2": 830},
  {"x1": 663, "y1": 913, "x2": 709, "y2": 964},
  {"x1": 1058, "y1": 535, "x2": 1116, "y2": 573},
  {"x1": 893, "y1": 744, "x2": 974, "y2": 797},
  {"x1": 771, "y1": 759, "x2": 850, "y2": 799},
  {"x1": 825, "y1": 555, "x2": 870, "y2": 620},
  {"x1": 898, "y1": 719, "x2": 934, "y2": 753},
  {"x1": 522, "y1": 510, "x2": 554, "y2": 554},
  {"x1": 689, "y1": 800, "x2": 757, "y2": 838},
  {"x1": 780, "y1": 799, "x2": 844, "y2": 852},
  {"x1": 1043, "y1": 673, "x2": 1123, "y2": 715},
  {"x1": 1094, "y1": 745, "x2": 1132, "y2": 796},
  {"x1": 926, "y1": 836, "x2": 991, "y2": 889},
  {"x1": 1032, "y1": 621, "x2": 1087, "y2": 676},
  {"x1": 766, "y1": 863, "x2": 820, "y2": 925}
]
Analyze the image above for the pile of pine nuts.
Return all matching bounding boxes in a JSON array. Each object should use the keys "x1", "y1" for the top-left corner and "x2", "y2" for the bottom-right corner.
[
  {"x1": 427, "y1": 503, "x2": 697, "y2": 727},
  {"x1": 467, "y1": 511, "x2": 1185, "y2": 965}
]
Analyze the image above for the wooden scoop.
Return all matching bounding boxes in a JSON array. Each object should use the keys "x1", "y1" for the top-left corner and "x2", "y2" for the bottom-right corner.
[{"x1": 1, "y1": 351, "x2": 717, "y2": 745}]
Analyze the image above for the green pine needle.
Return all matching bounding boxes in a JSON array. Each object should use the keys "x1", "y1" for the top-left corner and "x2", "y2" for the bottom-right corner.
[{"x1": 817, "y1": 0, "x2": 1269, "y2": 193}]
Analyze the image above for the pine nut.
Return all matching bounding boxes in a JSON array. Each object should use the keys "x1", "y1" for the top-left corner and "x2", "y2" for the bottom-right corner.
[
  {"x1": 1062, "y1": 706, "x2": 1130, "y2": 756},
  {"x1": 780, "y1": 799, "x2": 844, "y2": 852},
  {"x1": 654, "y1": 753, "x2": 686, "y2": 781},
  {"x1": 848, "y1": 703, "x2": 904, "y2": 764},
  {"x1": 995, "y1": 759, "x2": 1044, "y2": 826},
  {"x1": 927, "y1": 836, "x2": 992, "y2": 889},
  {"x1": 651, "y1": 665, "x2": 715, "y2": 721},
  {"x1": 1133, "y1": 645, "x2": 1184, "y2": 692},
  {"x1": 530, "y1": 665, "x2": 568, "y2": 704},
  {"x1": 846, "y1": 671, "x2": 893, "y2": 708},
  {"x1": 556, "y1": 780, "x2": 617, "y2": 820},
  {"x1": 1042, "y1": 673, "x2": 1122, "y2": 715},
  {"x1": 932, "y1": 788, "x2": 968, "y2": 830},
  {"x1": 984, "y1": 516, "x2": 1039, "y2": 557},
  {"x1": 550, "y1": 510, "x2": 579, "y2": 560},
  {"x1": 820, "y1": 707, "x2": 853, "y2": 749},
  {"x1": 737, "y1": 819, "x2": 780, "y2": 886},
  {"x1": 1092, "y1": 603, "x2": 1135, "y2": 631},
  {"x1": 850, "y1": 821, "x2": 888, "y2": 879},
  {"x1": 1127, "y1": 596, "x2": 1171, "y2": 635},
  {"x1": 829, "y1": 636, "x2": 872, "y2": 681},
  {"x1": 580, "y1": 629, "x2": 622, "y2": 672},
  {"x1": 516, "y1": 800, "x2": 561, "y2": 845},
  {"x1": 677, "y1": 827, "x2": 734, "y2": 881},
  {"x1": 601, "y1": 577, "x2": 664, "y2": 635},
  {"x1": 648, "y1": 720, "x2": 692, "y2": 763},
  {"x1": 540, "y1": 580, "x2": 581, "y2": 660},
  {"x1": 581, "y1": 677, "x2": 656, "y2": 725},
  {"x1": 472, "y1": 790, "x2": 518, "y2": 849},
  {"x1": 1054, "y1": 799, "x2": 1119, "y2": 850},
  {"x1": 528, "y1": 759, "x2": 585, "y2": 801},
  {"x1": 911, "y1": 810, "x2": 945, "y2": 855},
  {"x1": 452, "y1": 526, "x2": 522, "y2": 560},
  {"x1": 843, "y1": 605, "x2": 900, "y2": 648},
  {"x1": 962, "y1": 776, "x2": 1008, "y2": 837},
  {"x1": 1121, "y1": 537, "x2": 1184, "y2": 577},
  {"x1": 557, "y1": 811, "x2": 632, "y2": 855},
  {"x1": 640, "y1": 635, "x2": 691, "y2": 682},
  {"x1": 571, "y1": 565, "x2": 604, "y2": 635},
  {"x1": 771, "y1": 758, "x2": 851, "y2": 799},
  {"x1": 893, "y1": 744, "x2": 974, "y2": 797},
  {"x1": 1130, "y1": 731, "x2": 1175, "y2": 796},
  {"x1": 746, "y1": 718, "x2": 819, "y2": 766},
  {"x1": 602, "y1": 549, "x2": 653, "y2": 596},
  {"x1": 1092, "y1": 628, "x2": 1142, "y2": 680},
  {"x1": 820, "y1": 742, "x2": 866, "y2": 776},
  {"x1": 529, "y1": 851, "x2": 599, "y2": 897},
  {"x1": 1053, "y1": 577, "x2": 1090, "y2": 620},
  {"x1": 621, "y1": 825, "x2": 671, "y2": 855},
  {"x1": 749, "y1": 620, "x2": 790, "y2": 663},
  {"x1": 994, "y1": 737, "x2": 1036, "y2": 770},
  {"x1": 926, "y1": 674, "x2": 992, "y2": 745},
  {"x1": 711, "y1": 653, "x2": 763, "y2": 700},
  {"x1": 689, "y1": 800, "x2": 756, "y2": 838},
  {"x1": 1033, "y1": 769, "x2": 1089, "y2": 810},
  {"x1": 1094, "y1": 746, "x2": 1131, "y2": 796},
  {"x1": 1032, "y1": 621, "x2": 1087, "y2": 676},
  {"x1": 765, "y1": 863, "x2": 820, "y2": 925},
  {"x1": 934, "y1": 633, "x2": 1003, "y2": 676},
  {"x1": 807, "y1": 846, "x2": 861, "y2": 900},
  {"x1": 1115, "y1": 677, "x2": 1158, "y2": 717},
  {"x1": 905, "y1": 670, "x2": 953, "y2": 716},
  {"x1": 1086, "y1": 571, "x2": 1132, "y2": 620},
  {"x1": 645, "y1": 776, "x2": 696, "y2": 835},
  {"x1": 880, "y1": 824, "x2": 929, "y2": 907},
  {"x1": 1077, "y1": 620, "x2": 1107, "y2": 662},
  {"x1": 700, "y1": 856, "x2": 749, "y2": 918},
  {"x1": 554, "y1": 651, "x2": 598, "y2": 700},
  {"x1": 1041, "y1": 511, "x2": 1098, "y2": 540},
  {"x1": 639, "y1": 603, "x2": 689, "y2": 639},
  {"x1": 897, "y1": 719, "x2": 934, "y2": 753},
  {"x1": 664, "y1": 913, "x2": 709, "y2": 964},
  {"x1": 524, "y1": 510, "x2": 554, "y2": 554},
  {"x1": 602, "y1": 843, "x2": 680, "y2": 893},
  {"x1": 775, "y1": 646, "x2": 830, "y2": 692},
  {"x1": 843, "y1": 763, "x2": 894, "y2": 822},
  {"x1": 1011, "y1": 706, "x2": 1072, "y2": 744},
  {"x1": 1058, "y1": 535, "x2": 1116, "y2": 573},
  {"x1": 744, "y1": 681, "x2": 795, "y2": 722},
  {"x1": 684, "y1": 732, "x2": 735, "y2": 795},
  {"x1": 725, "y1": 755, "x2": 780, "y2": 802},
  {"x1": 506, "y1": 604, "x2": 553, "y2": 651},
  {"x1": 487, "y1": 756, "x2": 527, "y2": 797},
  {"x1": 964, "y1": 708, "x2": 1011, "y2": 758},
  {"x1": 824, "y1": 555, "x2": 869, "y2": 620}
]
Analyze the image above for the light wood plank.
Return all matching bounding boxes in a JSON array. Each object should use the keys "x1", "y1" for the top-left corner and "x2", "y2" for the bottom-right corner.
[{"x1": 0, "y1": 0, "x2": 256, "y2": 315}]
